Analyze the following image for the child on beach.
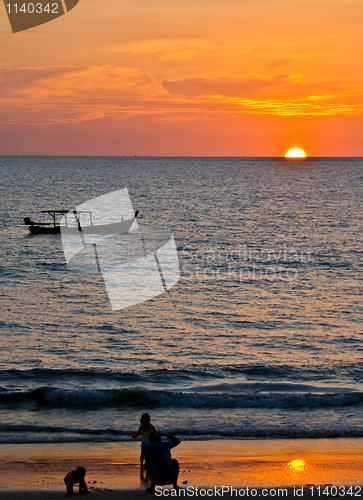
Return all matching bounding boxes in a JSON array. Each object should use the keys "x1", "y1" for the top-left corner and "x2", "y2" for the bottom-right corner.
[
  {"x1": 132, "y1": 412, "x2": 156, "y2": 469},
  {"x1": 64, "y1": 466, "x2": 88, "y2": 494}
]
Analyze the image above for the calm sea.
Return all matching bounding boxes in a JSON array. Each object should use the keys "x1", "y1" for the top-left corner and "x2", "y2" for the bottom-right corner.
[{"x1": 0, "y1": 156, "x2": 362, "y2": 444}]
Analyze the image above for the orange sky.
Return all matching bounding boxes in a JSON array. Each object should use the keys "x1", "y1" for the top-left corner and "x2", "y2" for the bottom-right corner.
[{"x1": 1, "y1": 0, "x2": 363, "y2": 156}]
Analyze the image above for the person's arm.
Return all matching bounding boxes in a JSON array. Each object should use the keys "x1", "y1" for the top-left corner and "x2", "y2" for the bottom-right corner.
[
  {"x1": 79, "y1": 479, "x2": 88, "y2": 494},
  {"x1": 132, "y1": 426, "x2": 142, "y2": 439},
  {"x1": 158, "y1": 432, "x2": 181, "y2": 447}
]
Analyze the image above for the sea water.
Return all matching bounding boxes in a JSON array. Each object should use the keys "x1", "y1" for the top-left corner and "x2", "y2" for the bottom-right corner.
[{"x1": 0, "y1": 156, "x2": 362, "y2": 443}]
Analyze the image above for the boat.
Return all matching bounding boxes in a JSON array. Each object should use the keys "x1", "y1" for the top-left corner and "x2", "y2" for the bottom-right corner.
[
  {"x1": 61, "y1": 210, "x2": 139, "y2": 236},
  {"x1": 24, "y1": 210, "x2": 139, "y2": 236},
  {"x1": 24, "y1": 210, "x2": 68, "y2": 234}
]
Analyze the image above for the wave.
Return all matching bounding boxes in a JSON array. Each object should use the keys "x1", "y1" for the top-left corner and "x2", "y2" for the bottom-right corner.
[
  {"x1": 0, "y1": 386, "x2": 362, "y2": 410},
  {"x1": 0, "y1": 367, "x2": 218, "y2": 386},
  {"x1": 0, "y1": 368, "x2": 144, "y2": 383},
  {"x1": 1, "y1": 362, "x2": 362, "y2": 386},
  {"x1": 0, "y1": 421, "x2": 363, "y2": 444}
]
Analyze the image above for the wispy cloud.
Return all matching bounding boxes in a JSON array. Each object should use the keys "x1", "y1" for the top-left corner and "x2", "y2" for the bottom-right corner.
[
  {"x1": 1, "y1": 65, "x2": 363, "y2": 125},
  {"x1": 109, "y1": 39, "x2": 215, "y2": 61},
  {"x1": 195, "y1": 95, "x2": 363, "y2": 116},
  {"x1": 162, "y1": 74, "x2": 363, "y2": 115},
  {"x1": 0, "y1": 65, "x2": 148, "y2": 99},
  {"x1": 163, "y1": 75, "x2": 290, "y2": 98}
]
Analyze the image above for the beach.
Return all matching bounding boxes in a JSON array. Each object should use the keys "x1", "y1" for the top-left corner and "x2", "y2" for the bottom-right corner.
[{"x1": 0, "y1": 439, "x2": 362, "y2": 499}]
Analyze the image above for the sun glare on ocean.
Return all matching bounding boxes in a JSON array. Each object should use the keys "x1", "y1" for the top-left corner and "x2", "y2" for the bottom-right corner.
[
  {"x1": 285, "y1": 148, "x2": 306, "y2": 158},
  {"x1": 284, "y1": 459, "x2": 309, "y2": 481},
  {"x1": 288, "y1": 459, "x2": 307, "y2": 473}
]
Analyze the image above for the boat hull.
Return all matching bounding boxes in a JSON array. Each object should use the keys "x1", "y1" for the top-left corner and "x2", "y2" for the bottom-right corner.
[
  {"x1": 60, "y1": 216, "x2": 136, "y2": 236},
  {"x1": 28, "y1": 225, "x2": 60, "y2": 234}
]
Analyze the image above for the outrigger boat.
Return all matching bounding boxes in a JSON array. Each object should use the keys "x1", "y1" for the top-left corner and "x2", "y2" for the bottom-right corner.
[
  {"x1": 24, "y1": 210, "x2": 139, "y2": 236},
  {"x1": 24, "y1": 210, "x2": 68, "y2": 235}
]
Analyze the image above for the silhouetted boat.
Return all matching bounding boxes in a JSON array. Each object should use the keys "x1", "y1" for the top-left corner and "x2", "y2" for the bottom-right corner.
[
  {"x1": 24, "y1": 210, "x2": 68, "y2": 234},
  {"x1": 24, "y1": 210, "x2": 139, "y2": 235}
]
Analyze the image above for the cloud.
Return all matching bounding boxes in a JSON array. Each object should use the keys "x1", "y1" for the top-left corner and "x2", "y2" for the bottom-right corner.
[
  {"x1": 0, "y1": 67, "x2": 76, "y2": 98},
  {"x1": 0, "y1": 65, "x2": 150, "y2": 100},
  {"x1": 195, "y1": 95, "x2": 363, "y2": 116},
  {"x1": 109, "y1": 39, "x2": 214, "y2": 61},
  {"x1": 1, "y1": 65, "x2": 363, "y2": 125},
  {"x1": 0, "y1": 65, "x2": 159, "y2": 125},
  {"x1": 151, "y1": 114, "x2": 208, "y2": 124},
  {"x1": 162, "y1": 75, "x2": 290, "y2": 98},
  {"x1": 162, "y1": 74, "x2": 363, "y2": 115}
]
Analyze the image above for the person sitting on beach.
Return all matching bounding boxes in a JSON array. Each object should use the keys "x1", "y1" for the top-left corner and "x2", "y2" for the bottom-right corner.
[
  {"x1": 144, "y1": 431, "x2": 181, "y2": 493},
  {"x1": 132, "y1": 412, "x2": 156, "y2": 469},
  {"x1": 64, "y1": 466, "x2": 88, "y2": 495}
]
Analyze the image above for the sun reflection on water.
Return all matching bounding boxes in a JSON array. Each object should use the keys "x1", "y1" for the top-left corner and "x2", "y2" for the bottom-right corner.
[
  {"x1": 284, "y1": 459, "x2": 309, "y2": 482},
  {"x1": 288, "y1": 459, "x2": 307, "y2": 473}
]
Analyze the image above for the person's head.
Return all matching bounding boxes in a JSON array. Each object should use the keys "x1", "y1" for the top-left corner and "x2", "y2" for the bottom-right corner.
[
  {"x1": 75, "y1": 467, "x2": 86, "y2": 481},
  {"x1": 148, "y1": 431, "x2": 161, "y2": 444},
  {"x1": 140, "y1": 412, "x2": 151, "y2": 425}
]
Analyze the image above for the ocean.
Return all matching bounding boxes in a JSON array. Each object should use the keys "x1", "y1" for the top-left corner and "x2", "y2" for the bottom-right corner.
[{"x1": 0, "y1": 156, "x2": 362, "y2": 444}]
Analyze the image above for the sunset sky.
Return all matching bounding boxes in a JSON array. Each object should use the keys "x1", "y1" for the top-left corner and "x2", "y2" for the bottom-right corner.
[{"x1": 1, "y1": 0, "x2": 363, "y2": 156}]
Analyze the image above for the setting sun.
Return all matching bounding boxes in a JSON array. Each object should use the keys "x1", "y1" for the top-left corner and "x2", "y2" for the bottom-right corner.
[{"x1": 285, "y1": 148, "x2": 307, "y2": 158}]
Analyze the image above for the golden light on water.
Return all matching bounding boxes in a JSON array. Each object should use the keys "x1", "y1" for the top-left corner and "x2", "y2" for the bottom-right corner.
[
  {"x1": 285, "y1": 148, "x2": 307, "y2": 158},
  {"x1": 287, "y1": 459, "x2": 307, "y2": 473},
  {"x1": 282, "y1": 458, "x2": 311, "y2": 486}
]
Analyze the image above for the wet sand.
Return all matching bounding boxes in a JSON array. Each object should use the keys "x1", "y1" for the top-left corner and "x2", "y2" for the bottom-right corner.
[{"x1": 0, "y1": 439, "x2": 362, "y2": 499}]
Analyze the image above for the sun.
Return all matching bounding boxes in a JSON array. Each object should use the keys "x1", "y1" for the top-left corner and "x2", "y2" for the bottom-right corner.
[{"x1": 285, "y1": 147, "x2": 306, "y2": 158}]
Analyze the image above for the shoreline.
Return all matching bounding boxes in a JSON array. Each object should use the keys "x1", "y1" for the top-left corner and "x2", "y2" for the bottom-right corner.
[
  {"x1": 0, "y1": 438, "x2": 361, "y2": 498},
  {"x1": 2, "y1": 487, "x2": 362, "y2": 499}
]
